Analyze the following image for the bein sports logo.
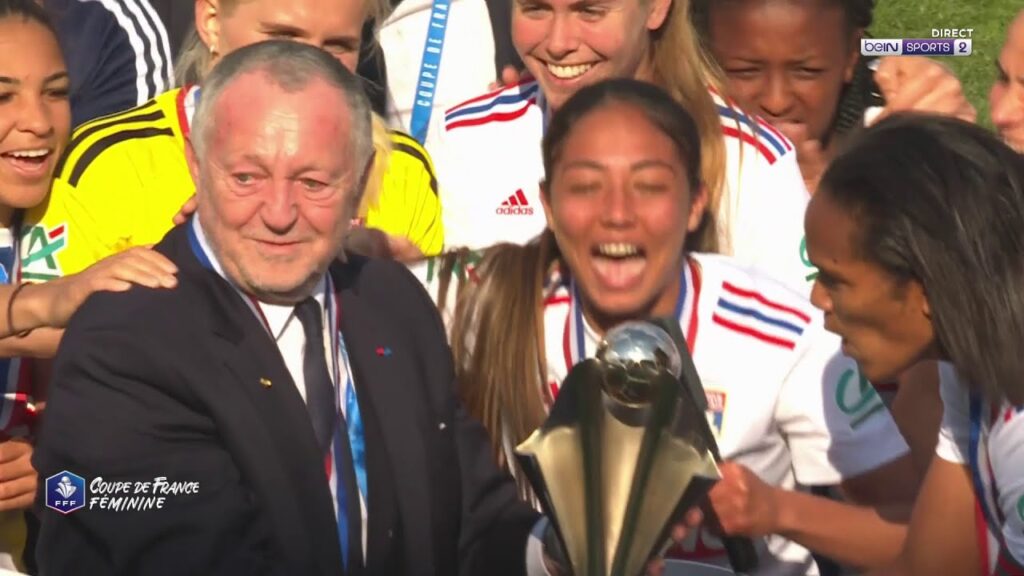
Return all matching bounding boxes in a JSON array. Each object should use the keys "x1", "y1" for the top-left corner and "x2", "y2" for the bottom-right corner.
[
  {"x1": 496, "y1": 189, "x2": 534, "y2": 216},
  {"x1": 45, "y1": 471, "x2": 86, "y2": 514}
]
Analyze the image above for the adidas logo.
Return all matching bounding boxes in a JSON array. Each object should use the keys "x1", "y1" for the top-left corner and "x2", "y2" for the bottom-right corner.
[{"x1": 496, "y1": 189, "x2": 534, "y2": 216}]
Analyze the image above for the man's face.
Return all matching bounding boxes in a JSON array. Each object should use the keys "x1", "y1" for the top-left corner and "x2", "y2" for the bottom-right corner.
[
  {"x1": 189, "y1": 71, "x2": 362, "y2": 304},
  {"x1": 991, "y1": 11, "x2": 1024, "y2": 153}
]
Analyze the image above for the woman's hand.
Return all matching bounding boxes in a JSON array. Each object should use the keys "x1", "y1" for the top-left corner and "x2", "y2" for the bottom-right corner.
[
  {"x1": 0, "y1": 439, "x2": 36, "y2": 511},
  {"x1": 344, "y1": 227, "x2": 426, "y2": 263},
  {"x1": 873, "y1": 56, "x2": 976, "y2": 124},
  {"x1": 172, "y1": 194, "x2": 198, "y2": 226},
  {"x1": 706, "y1": 461, "x2": 781, "y2": 537},
  {"x1": 487, "y1": 65, "x2": 525, "y2": 91},
  {"x1": 36, "y1": 246, "x2": 178, "y2": 328},
  {"x1": 774, "y1": 123, "x2": 828, "y2": 195},
  {"x1": 645, "y1": 508, "x2": 705, "y2": 575}
]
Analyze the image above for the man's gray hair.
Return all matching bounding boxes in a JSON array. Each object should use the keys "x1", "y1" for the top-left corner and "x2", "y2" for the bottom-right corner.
[{"x1": 191, "y1": 40, "x2": 373, "y2": 170}]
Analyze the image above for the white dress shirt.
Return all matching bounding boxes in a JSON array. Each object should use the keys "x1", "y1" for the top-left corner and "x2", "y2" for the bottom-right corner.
[{"x1": 258, "y1": 287, "x2": 369, "y2": 559}]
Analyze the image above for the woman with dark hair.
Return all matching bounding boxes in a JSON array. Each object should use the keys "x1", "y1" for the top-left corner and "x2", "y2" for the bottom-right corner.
[
  {"x1": 804, "y1": 113, "x2": 1024, "y2": 576},
  {"x1": 415, "y1": 78, "x2": 917, "y2": 575},
  {"x1": 693, "y1": 0, "x2": 975, "y2": 195},
  {"x1": 693, "y1": 0, "x2": 966, "y2": 479},
  {"x1": 0, "y1": 0, "x2": 179, "y2": 570}
]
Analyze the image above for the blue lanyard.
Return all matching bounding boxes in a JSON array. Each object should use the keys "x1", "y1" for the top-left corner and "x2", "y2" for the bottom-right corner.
[
  {"x1": 187, "y1": 219, "x2": 367, "y2": 566},
  {"x1": 969, "y1": 393, "x2": 1001, "y2": 537},
  {"x1": 409, "y1": 0, "x2": 452, "y2": 143},
  {"x1": 332, "y1": 328, "x2": 367, "y2": 570},
  {"x1": 326, "y1": 279, "x2": 368, "y2": 569}
]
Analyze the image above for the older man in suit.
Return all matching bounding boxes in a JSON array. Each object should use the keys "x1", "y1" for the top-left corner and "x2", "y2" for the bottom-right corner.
[{"x1": 33, "y1": 40, "x2": 543, "y2": 575}]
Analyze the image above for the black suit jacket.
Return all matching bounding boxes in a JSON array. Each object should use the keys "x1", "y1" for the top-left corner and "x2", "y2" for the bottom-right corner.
[{"x1": 33, "y1": 224, "x2": 539, "y2": 575}]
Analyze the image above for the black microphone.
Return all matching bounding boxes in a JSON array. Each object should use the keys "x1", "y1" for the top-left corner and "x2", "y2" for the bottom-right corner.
[{"x1": 649, "y1": 316, "x2": 760, "y2": 575}]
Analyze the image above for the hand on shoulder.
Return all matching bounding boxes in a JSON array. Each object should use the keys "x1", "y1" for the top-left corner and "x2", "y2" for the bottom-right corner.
[{"x1": 35, "y1": 246, "x2": 178, "y2": 328}]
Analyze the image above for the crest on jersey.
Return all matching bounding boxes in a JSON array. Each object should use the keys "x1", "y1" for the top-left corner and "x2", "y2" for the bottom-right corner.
[
  {"x1": 835, "y1": 367, "x2": 885, "y2": 429},
  {"x1": 800, "y1": 236, "x2": 819, "y2": 282},
  {"x1": 705, "y1": 390, "x2": 727, "y2": 436},
  {"x1": 21, "y1": 223, "x2": 67, "y2": 281}
]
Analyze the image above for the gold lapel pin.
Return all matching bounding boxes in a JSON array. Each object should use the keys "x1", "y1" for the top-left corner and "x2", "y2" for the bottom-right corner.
[{"x1": 259, "y1": 378, "x2": 272, "y2": 388}]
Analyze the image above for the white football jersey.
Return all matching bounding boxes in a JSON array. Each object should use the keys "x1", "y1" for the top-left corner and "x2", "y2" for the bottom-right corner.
[
  {"x1": 409, "y1": 252, "x2": 909, "y2": 576},
  {"x1": 935, "y1": 363, "x2": 1024, "y2": 574},
  {"x1": 379, "y1": 0, "x2": 498, "y2": 152},
  {"x1": 433, "y1": 80, "x2": 816, "y2": 296}
]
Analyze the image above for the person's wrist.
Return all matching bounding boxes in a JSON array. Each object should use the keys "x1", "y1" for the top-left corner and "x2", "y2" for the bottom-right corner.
[
  {"x1": 18, "y1": 281, "x2": 58, "y2": 329},
  {"x1": 769, "y1": 486, "x2": 796, "y2": 537}
]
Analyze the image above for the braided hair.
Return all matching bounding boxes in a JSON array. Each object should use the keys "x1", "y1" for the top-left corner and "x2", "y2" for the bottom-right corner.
[
  {"x1": 832, "y1": 0, "x2": 878, "y2": 142},
  {"x1": 691, "y1": 0, "x2": 874, "y2": 45},
  {"x1": 691, "y1": 0, "x2": 877, "y2": 144}
]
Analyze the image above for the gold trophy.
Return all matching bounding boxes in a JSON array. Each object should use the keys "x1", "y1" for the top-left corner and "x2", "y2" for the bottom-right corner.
[{"x1": 516, "y1": 321, "x2": 728, "y2": 576}]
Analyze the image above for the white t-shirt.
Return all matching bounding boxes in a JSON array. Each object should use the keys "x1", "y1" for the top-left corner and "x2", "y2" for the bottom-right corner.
[
  {"x1": 379, "y1": 0, "x2": 498, "y2": 154},
  {"x1": 935, "y1": 362, "x2": 1024, "y2": 574},
  {"x1": 433, "y1": 81, "x2": 816, "y2": 296},
  {"x1": 409, "y1": 251, "x2": 909, "y2": 576}
]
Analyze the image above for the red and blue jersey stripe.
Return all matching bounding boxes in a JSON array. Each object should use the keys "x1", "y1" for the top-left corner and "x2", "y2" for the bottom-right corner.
[
  {"x1": 444, "y1": 81, "x2": 539, "y2": 130},
  {"x1": 711, "y1": 282, "x2": 811, "y2": 350},
  {"x1": 717, "y1": 105, "x2": 792, "y2": 160}
]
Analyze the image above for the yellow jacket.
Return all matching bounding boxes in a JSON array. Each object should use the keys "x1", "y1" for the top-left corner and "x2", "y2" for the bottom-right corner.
[{"x1": 22, "y1": 86, "x2": 443, "y2": 280}]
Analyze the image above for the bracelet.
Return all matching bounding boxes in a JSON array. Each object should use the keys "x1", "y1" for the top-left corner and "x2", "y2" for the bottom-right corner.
[{"x1": 7, "y1": 282, "x2": 33, "y2": 338}]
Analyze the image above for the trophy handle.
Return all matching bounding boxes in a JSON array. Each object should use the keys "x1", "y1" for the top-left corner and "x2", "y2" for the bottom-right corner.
[{"x1": 649, "y1": 317, "x2": 760, "y2": 575}]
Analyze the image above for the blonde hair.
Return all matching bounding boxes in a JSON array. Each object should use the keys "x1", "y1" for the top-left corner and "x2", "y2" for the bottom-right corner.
[
  {"x1": 650, "y1": 0, "x2": 728, "y2": 253},
  {"x1": 447, "y1": 236, "x2": 558, "y2": 483},
  {"x1": 360, "y1": 113, "x2": 392, "y2": 215},
  {"x1": 174, "y1": 0, "x2": 392, "y2": 87}
]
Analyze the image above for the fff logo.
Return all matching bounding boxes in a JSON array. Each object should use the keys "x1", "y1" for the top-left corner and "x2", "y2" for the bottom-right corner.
[{"x1": 45, "y1": 471, "x2": 86, "y2": 514}]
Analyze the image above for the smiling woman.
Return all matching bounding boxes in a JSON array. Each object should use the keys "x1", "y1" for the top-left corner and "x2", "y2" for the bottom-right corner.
[
  {"x1": 0, "y1": 3, "x2": 70, "y2": 218},
  {"x1": 433, "y1": 0, "x2": 818, "y2": 298},
  {"x1": 0, "y1": 2, "x2": 184, "y2": 571},
  {"x1": 414, "y1": 78, "x2": 920, "y2": 576}
]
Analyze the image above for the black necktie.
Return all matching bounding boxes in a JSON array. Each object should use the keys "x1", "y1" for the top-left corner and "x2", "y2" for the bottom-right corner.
[
  {"x1": 295, "y1": 297, "x2": 337, "y2": 452},
  {"x1": 295, "y1": 297, "x2": 364, "y2": 572}
]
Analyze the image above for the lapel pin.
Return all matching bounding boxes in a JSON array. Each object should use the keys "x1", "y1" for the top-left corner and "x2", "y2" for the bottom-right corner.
[
  {"x1": 375, "y1": 346, "x2": 392, "y2": 357},
  {"x1": 259, "y1": 377, "x2": 272, "y2": 388}
]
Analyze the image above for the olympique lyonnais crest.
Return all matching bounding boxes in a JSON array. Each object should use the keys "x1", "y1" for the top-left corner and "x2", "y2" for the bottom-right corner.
[
  {"x1": 45, "y1": 470, "x2": 86, "y2": 515},
  {"x1": 705, "y1": 390, "x2": 726, "y2": 436}
]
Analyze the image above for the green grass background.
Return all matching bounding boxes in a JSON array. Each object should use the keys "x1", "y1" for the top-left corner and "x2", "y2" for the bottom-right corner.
[{"x1": 872, "y1": 0, "x2": 1019, "y2": 126}]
